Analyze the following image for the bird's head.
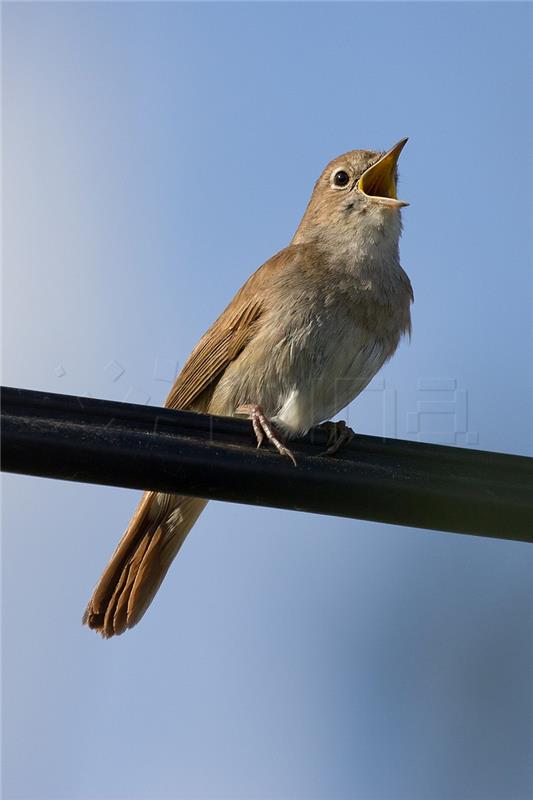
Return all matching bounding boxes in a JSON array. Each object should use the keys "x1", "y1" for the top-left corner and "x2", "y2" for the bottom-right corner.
[{"x1": 292, "y1": 139, "x2": 408, "y2": 249}]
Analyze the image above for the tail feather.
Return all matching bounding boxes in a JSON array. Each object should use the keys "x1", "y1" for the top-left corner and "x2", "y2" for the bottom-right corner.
[{"x1": 83, "y1": 491, "x2": 207, "y2": 637}]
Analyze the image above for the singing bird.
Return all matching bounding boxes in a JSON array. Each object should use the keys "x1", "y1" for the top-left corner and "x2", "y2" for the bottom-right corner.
[{"x1": 84, "y1": 139, "x2": 413, "y2": 637}]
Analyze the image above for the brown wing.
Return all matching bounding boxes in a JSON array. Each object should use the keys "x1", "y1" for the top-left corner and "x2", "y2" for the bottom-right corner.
[
  {"x1": 164, "y1": 244, "x2": 298, "y2": 411},
  {"x1": 164, "y1": 284, "x2": 265, "y2": 411}
]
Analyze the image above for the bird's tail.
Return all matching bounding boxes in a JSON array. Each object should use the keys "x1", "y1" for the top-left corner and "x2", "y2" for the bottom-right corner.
[{"x1": 83, "y1": 491, "x2": 207, "y2": 637}]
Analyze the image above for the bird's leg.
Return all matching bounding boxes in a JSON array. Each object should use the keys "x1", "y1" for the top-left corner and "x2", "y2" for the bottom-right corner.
[
  {"x1": 318, "y1": 420, "x2": 355, "y2": 456},
  {"x1": 237, "y1": 404, "x2": 297, "y2": 466}
]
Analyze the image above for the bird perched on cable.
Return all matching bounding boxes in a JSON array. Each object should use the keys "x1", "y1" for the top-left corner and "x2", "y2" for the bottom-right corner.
[{"x1": 84, "y1": 139, "x2": 413, "y2": 637}]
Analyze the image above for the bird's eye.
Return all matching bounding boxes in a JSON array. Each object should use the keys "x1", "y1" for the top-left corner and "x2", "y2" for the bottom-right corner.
[{"x1": 333, "y1": 170, "x2": 350, "y2": 187}]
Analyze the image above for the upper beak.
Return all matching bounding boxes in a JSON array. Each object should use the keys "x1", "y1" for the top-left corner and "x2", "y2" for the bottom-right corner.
[{"x1": 358, "y1": 138, "x2": 409, "y2": 208}]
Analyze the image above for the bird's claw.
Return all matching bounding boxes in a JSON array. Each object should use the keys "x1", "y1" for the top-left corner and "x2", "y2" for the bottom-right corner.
[
  {"x1": 318, "y1": 420, "x2": 355, "y2": 456},
  {"x1": 237, "y1": 404, "x2": 297, "y2": 466}
]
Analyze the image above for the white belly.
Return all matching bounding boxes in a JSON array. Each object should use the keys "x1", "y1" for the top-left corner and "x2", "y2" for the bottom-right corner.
[{"x1": 272, "y1": 329, "x2": 386, "y2": 435}]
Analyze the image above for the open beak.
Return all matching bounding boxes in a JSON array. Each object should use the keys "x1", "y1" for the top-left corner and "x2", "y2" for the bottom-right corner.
[{"x1": 358, "y1": 138, "x2": 409, "y2": 208}]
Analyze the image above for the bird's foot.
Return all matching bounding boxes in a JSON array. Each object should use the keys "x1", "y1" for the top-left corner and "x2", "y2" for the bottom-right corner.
[
  {"x1": 237, "y1": 404, "x2": 297, "y2": 466},
  {"x1": 318, "y1": 420, "x2": 355, "y2": 456}
]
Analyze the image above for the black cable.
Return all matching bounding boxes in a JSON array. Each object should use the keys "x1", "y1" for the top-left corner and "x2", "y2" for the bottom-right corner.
[{"x1": 2, "y1": 386, "x2": 532, "y2": 542}]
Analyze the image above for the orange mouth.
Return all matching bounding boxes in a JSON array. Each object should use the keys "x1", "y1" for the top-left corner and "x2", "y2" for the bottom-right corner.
[{"x1": 358, "y1": 138, "x2": 409, "y2": 207}]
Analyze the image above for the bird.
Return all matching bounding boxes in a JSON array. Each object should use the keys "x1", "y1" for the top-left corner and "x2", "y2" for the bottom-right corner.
[{"x1": 83, "y1": 139, "x2": 414, "y2": 637}]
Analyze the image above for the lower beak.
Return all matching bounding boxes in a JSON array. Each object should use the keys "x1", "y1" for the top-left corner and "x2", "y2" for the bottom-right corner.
[{"x1": 358, "y1": 138, "x2": 409, "y2": 208}]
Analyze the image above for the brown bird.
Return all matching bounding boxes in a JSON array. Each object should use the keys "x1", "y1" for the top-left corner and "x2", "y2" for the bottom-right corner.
[{"x1": 83, "y1": 139, "x2": 413, "y2": 637}]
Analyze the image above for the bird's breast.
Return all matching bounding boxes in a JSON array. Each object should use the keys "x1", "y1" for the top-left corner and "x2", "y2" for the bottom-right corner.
[{"x1": 210, "y1": 249, "x2": 412, "y2": 436}]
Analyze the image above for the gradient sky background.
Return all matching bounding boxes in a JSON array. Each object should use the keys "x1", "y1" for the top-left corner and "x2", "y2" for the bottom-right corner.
[{"x1": 3, "y1": 2, "x2": 533, "y2": 799}]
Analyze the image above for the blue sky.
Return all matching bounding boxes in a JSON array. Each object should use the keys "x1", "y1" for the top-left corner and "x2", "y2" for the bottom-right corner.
[{"x1": 3, "y1": 3, "x2": 532, "y2": 799}]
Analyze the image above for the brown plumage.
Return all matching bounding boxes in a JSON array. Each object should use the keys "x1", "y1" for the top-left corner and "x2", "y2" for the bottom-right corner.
[{"x1": 83, "y1": 140, "x2": 413, "y2": 636}]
